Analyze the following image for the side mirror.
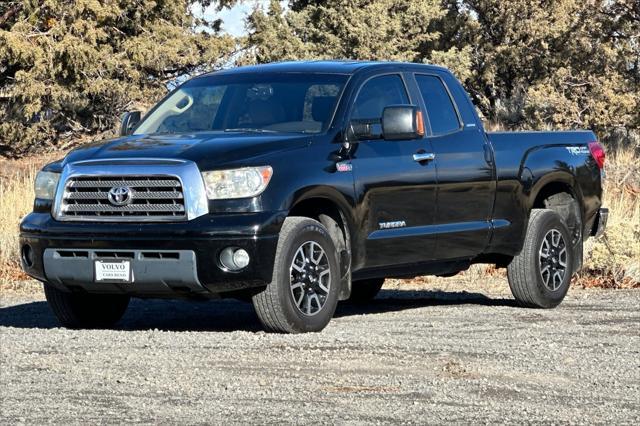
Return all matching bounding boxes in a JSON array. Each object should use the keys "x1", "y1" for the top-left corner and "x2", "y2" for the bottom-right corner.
[
  {"x1": 119, "y1": 111, "x2": 142, "y2": 136},
  {"x1": 381, "y1": 105, "x2": 424, "y2": 141}
]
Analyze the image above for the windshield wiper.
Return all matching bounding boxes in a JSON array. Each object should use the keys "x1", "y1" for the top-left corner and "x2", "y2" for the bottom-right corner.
[{"x1": 224, "y1": 128, "x2": 278, "y2": 133}]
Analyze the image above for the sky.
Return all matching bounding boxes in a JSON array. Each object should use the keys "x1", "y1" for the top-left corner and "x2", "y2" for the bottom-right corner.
[{"x1": 202, "y1": 1, "x2": 277, "y2": 37}]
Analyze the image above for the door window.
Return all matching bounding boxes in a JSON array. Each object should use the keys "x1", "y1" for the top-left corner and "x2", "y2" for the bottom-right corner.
[
  {"x1": 415, "y1": 75, "x2": 460, "y2": 135},
  {"x1": 352, "y1": 75, "x2": 409, "y2": 120}
]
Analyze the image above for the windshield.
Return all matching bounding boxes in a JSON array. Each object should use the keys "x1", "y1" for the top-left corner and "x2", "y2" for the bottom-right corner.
[{"x1": 134, "y1": 73, "x2": 348, "y2": 135}]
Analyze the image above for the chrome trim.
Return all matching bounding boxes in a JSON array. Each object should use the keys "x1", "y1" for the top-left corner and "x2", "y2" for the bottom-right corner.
[
  {"x1": 68, "y1": 179, "x2": 181, "y2": 188},
  {"x1": 71, "y1": 158, "x2": 186, "y2": 165},
  {"x1": 413, "y1": 152, "x2": 436, "y2": 162},
  {"x1": 52, "y1": 158, "x2": 208, "y2": 222},
  {"x1": 64, "y1": 203, "x2": 185, "y2": 213},
  {"x1": 65, "y1": 190, "x2": 183, "y2": 200}
]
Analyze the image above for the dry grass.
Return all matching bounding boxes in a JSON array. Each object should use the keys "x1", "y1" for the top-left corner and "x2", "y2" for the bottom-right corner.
[
  {"x1": 578, "y1": 148, "x2": 640, "y2": 288},
  {"x1": 0, "y1": 160, "x2": 37, "y2": 285},
  {"x1": 0, "y1": 148, "x2": 638, "y2": 293}
]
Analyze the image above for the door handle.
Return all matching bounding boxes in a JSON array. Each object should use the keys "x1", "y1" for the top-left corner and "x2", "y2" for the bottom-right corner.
[
  {"x1": 483, "y1": 143, "x2": 494, "y2": 166},
  {"x1": 413, "y1": 152, "x2": 436, "y2": 162}
]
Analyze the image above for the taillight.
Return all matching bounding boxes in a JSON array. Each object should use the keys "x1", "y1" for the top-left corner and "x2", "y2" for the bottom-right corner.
[{"x1": 588, "y1": 141, "x2": 605, "y2": 169}]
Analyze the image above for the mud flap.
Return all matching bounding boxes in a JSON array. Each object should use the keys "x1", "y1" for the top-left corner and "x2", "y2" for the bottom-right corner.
[
  {"x1": 338, "y1": 249, "x2": 352, "y2": 301},
  {"x1": 544, "y1": 193, "x2": 583, "y2": 275},
  {"x1": 318, "y1": 213, "x2": 352, "y2": 301},
  {"x1": 573, "y1": 238, "x2": 583, "y2": 274}
]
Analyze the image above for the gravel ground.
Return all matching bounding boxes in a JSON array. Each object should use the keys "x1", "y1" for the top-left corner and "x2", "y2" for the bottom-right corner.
[{"x1": 1, "y1": 283, "x2": 639, "y2": 424}]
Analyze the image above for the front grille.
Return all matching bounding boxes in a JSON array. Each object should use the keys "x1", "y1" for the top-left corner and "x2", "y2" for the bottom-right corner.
[{"x1": 59, "y1": 175, "x2": 187, "y2": 221}]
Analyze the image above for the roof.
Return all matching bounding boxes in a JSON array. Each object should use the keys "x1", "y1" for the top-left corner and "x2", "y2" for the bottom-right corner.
[{"x1": 206, "y1": 60, "x2": 447, "y2": 76}]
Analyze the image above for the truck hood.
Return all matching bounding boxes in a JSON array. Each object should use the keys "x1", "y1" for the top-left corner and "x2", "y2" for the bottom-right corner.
[{"x1": 62, "y1": 132, "x2": 312, "y2": 170}]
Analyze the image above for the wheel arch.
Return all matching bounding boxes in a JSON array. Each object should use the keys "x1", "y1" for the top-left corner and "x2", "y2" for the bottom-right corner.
[
  {"x1": 287, "y1": 187, "x2": 355, "y2": 242},
  {"x1": 529, "y1": 174, "x2": 584, "y2": 230},
  {"x1": 287, "y1": 188, "x2": 357, "y2": 300},
  {"x1": 529, "y1": 172, "x2": 582, "y2": 208}
]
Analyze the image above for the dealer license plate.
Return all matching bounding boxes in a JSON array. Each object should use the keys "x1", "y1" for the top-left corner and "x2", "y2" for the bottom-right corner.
[{"x1": 95, "y1": 260, "x2": 133, "y2": 283}]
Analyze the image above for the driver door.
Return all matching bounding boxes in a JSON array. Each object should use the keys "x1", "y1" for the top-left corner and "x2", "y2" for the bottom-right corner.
[{"x1": 349, "y1": 74, "x2": 438, "y2": 269}]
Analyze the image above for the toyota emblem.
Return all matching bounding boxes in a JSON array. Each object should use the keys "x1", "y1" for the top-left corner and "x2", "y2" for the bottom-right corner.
[{"x1": 107, "y1": 186, "x2": 132, "y2": 206}]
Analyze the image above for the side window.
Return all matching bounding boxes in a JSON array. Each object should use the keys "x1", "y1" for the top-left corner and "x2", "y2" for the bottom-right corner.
[
  {"x1": 415, "y1": 75, "x2": 460, "y2": 135},
  {"x1": 352, "y1": 75, "x2": 409, "y2": 120},
  {"x1": 304, "y1": 84, "x2": 341, "y2": 122}
]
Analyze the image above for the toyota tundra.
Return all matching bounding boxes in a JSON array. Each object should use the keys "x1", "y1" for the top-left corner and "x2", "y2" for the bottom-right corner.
[{"x1": 19, "y1": 61, "x2": 608, "y2": 333}]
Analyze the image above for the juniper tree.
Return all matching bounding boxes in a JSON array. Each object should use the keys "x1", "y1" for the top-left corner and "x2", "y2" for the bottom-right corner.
[
  {"x1": 243, "y1": 0, "x2": 473, "y2": 81},
  {"x1": 244, "y1": 0, "x2": 639, "y2": 147},
  {"x1": 460, "y1": 0, "x2": 639, "y2": 145},
  {"x1": 0, "y1": 0, "x2": 237, "y2": 156}
]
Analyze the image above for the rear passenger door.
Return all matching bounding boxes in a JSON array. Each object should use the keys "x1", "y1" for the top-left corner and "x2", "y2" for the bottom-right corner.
[
  {"x1": 414, "y1": 73, "x2": 495, "y2": 259},
  {"x1": 349, "y1": 73, "x2": 438, "y2": 269}
]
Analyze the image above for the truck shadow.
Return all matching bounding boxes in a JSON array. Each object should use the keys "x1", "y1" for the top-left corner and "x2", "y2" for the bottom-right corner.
[{"x1": 0, "y1": 289, "x2": 516, "y2": 332}]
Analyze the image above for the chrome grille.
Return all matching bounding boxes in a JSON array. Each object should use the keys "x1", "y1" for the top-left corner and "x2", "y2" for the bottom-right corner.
[{"x1": 60, "y1": 176, "x2": 187, "y2": 221}]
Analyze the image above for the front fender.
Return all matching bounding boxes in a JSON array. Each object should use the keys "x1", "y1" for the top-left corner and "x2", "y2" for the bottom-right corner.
[
  {"x1": 288, "y1": 185, "x2": 355, "y2": 217},
  {"x1": 287, "y1": 185, "x2": 358, "y2": 258}
]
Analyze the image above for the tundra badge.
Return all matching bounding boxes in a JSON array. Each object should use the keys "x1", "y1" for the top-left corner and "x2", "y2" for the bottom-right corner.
[{"x1": 379, "y1": 220, "x2": 407, "y2": 230}]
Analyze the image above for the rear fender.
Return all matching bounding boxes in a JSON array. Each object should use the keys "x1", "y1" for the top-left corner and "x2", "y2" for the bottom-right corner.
[
  {"x1": 521, "y1": 146, "x2": 586, "y2": 219},
  {"x1": 521, "y1": 147, "x2": 589, "y2": 272}
]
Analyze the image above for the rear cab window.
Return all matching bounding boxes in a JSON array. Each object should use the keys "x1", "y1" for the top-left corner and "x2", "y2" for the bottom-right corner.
[{"x1": 415, "y1": 74, "x2": 461, "y2": 136}]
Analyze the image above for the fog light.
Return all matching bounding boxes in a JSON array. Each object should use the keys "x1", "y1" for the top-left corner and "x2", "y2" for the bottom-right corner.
[
  {"x1": 232, "y1": 249, "x2": 250, "y2": 269},
  {"x1": 219, "y1": 247, "x2": 250, "y2": 271}
]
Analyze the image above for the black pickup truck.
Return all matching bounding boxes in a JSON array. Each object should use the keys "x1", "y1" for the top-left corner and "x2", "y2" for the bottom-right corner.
[{"x1": 20, "y1": 61, "x2": 608, "y2": 333}]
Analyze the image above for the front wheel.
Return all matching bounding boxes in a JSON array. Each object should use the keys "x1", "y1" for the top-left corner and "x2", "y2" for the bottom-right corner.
[
  {"x1": 44, "y1": 284, "x2": 130, "y2": 328},
  {"x1": 252, "y1": 217, "x2": 340, "y2": 333},
  {"x1": 507, "y1": 209, "x2": 574, "y2": 308}
]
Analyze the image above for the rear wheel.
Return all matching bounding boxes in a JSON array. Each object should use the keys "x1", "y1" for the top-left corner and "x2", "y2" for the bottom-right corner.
[
  {"x1": 252, "y1": 217, "x2": 340, "y2": 333},
  {"x1": 507, "y1": 209, "x2": 574, "y2": 308},
  {"x1": 44, "y1": 284, "x2": 130, "y2": 329},
  {"x1": 348, "y1": 278, "x2": 384, "y2": 303}
]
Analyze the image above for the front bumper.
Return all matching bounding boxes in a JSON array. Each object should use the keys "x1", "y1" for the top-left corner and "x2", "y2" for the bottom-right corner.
[{"x1": 19, "y1": 211, "x2": 285, "y2": 296}]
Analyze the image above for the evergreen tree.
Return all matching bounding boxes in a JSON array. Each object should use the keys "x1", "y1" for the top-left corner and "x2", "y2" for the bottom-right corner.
[
  {"x1": 244, "y1": 0, "x2": 639, "y2": 147},
  {"x1": 243, "y1": 0, "x2": 473, "y2": 81},
  {"x1": 459, "y1": 0, "x2": 639, "y2": 145},
  {"x1": 2, "y1": 0, "x2": 637, "y2": 155},
  {"x1": 0, "y1": 0, "x2": 237, "y2": 156}
]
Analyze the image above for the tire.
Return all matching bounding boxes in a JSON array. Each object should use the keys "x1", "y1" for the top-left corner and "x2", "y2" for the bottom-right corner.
[
  {"x1": 252, "y1": 217, "x2": 340, "y2": 333},
  {"x1": 44, "y1": 284, "x2": 130, "y2": 329},
  {"x1": 348, "y1": 278, "x2": 384, "y2": 303},
  {"x1": 507, "y1": 209, "x2": 574, "y2": 308}
]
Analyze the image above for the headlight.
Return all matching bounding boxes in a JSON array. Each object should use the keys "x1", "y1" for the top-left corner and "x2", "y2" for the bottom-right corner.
[
  {"x1": 201, "y1": 166, "x2": 273, "y2": 200},
  {"x1": 34, "y1": 171, "x2": 60, "y2": 200}
]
